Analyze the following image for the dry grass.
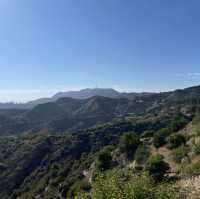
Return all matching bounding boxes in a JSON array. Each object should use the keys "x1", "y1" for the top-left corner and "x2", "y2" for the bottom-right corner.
[{"x1": 179, "y1": 175, "x2": 200, "y2": 199}]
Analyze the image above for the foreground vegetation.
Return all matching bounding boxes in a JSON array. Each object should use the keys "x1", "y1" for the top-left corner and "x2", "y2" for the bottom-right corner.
[{"x1": 78, "y1": 169, "x2": 181, "y2": 199}]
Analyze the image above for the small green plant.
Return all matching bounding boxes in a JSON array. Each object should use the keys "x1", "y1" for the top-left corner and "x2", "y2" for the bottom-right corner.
[{"x1": 145, "y1": 155, "x2": 170, "y2": 183}]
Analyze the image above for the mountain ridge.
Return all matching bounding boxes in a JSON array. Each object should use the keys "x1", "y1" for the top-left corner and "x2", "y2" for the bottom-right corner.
[
  {"x1": 0, "y1": 85, "x2": 200, "y2": 136},
  {"x1": 0, "y1": 88, "x2": 154, "y2": 109}
]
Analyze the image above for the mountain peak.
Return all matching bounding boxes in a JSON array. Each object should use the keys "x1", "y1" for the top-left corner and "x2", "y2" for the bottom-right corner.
[{"x1": 52, "y1": 88, "x2": 121, "y2": 100}]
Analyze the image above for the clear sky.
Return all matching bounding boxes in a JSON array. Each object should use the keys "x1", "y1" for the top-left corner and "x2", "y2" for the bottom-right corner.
[{"x1": 0, "y1": 0, "x2": 200, "y2": 102}]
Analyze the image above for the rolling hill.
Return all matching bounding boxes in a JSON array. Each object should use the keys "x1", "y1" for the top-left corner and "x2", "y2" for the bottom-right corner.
[
  {"x1": 0, "y1": 85, "x2": 200, "y2": 136},
  {"x1": 0, "y1": 88, "x2": 153, "y2": 109}
]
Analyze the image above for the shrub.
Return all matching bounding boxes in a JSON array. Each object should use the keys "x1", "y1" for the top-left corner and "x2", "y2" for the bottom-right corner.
[
  {"x1": 119, "y1": 132, "x2": 140, "y2": 158},
  {"x1": 169, "y1": 114, "x2": 188, "y2": 132},
  {"x1": 145, "y1": 155, "x2": 170, "y2": 183},
  {"x1": 141, "y1": 130, "x2": 154, "y2": 138},
  {"x1": 191, "y1": 161, "x2": 200, "y2": 175},
  {"x1": 192, "y1": 112, "x2": 200, "y2": 125},
  {"x1": 67, "y1": 179, "x2": 91, "y2": 198},
  {"x1": 153, "y1": 128, "x2": 170, "y2": 148},
  {"x1": 171, "y1": 146, "x2": 188, "y2": 164},
  {"x1": 167, "y1": 134, "x2": 186, "y2": 149},
  {"x1": 96, "y1": 150, "x2": 112, "y2": 171},
  {"x1": 135, "y1": 145, "x2": 149, "y2": 164},
  {"x1": 153, "y1": 134, "x2": 166, "y2": 148}
]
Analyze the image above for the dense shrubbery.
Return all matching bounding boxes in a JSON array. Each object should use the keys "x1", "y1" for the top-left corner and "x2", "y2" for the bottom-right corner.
[
  {"x1": 167, "y1": 134, "x2": 186, "y2": 149},
  {"x1": 119, "y1": 132, "x2": 140, "y2": 158},
  {"x1": 153, "y1": 128, "x2": 170, "y2": 148},
  {"x1": 96, "y1": 149, "x2": 112, "y2": 171},
  {"x1": 169, "y1": 114, "x2": 189, "y2": 132},
  {"x1": 153, "y1": 133, "x2": 166, "y2": 148},
  {"x1": 153, "y1": 114, "x2": 189, "y2": 149},
  {"x1": 67, "y1": 179, "x2": 91, "y2": 198},
  {"x1": 135, "y1": 145, "x2": 149, "y2": 164},
  {"x1": 77, "y1": 169, "x2": 181, "y2": 199},
  {"x1": 141, "y1": 130, "x2": 154, "y2": 138},
  {"x1": 145, "y1": 155, "x2": 170, "y2": 183}
]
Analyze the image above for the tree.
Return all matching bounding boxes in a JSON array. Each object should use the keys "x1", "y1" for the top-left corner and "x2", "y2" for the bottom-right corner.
[
  {"x1": 145, "y1": 155, "x2": 170, "y2": 182},
  {"x1": 119, "y1": 132, "x2": 140, "y2": 158},
  {"x1": 96, "y1": 150, "x2": 112, "y2": 171},
  {"x1": 167, "y1": 134, "x2": 186, "y2": 149}
]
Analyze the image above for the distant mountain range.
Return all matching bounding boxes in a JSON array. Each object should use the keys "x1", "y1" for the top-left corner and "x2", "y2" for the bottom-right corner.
[
  {"x1": 0, "y1": 85, "x2": 200, "y2": 136},
  {"x1": 0, "y1": 88, "x2": 154, "y2": 109}
]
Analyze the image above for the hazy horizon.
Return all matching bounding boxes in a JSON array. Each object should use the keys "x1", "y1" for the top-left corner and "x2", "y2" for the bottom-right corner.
[{"x1": 0, "y1": 84, "x2": 198, "y2": 103}]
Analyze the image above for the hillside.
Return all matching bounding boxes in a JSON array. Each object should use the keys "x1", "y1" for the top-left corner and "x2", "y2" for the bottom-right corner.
[
  {"x1": 0, "y1": 88, "x2": 153, "y2": 109},
  {"x1": 0, "y1": 85, "x2": 200, "y2": 198},
  {"x1": 0, "y1": 110, "x2": 198, "y2": 198},
  {"x1": 72, "y1": 112, "x2": 200, "y2": 198},
  {"x1": 0, "y1": 119, "x2": 149, "y2": 199},
  {"x1": 0, "y1": 85, "x2": 200, "y2": 136}
]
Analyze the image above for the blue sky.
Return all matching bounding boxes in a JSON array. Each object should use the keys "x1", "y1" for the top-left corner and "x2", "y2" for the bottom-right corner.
[{"x1": 0, "y1": 0, "x2": 200, "y2": 102}]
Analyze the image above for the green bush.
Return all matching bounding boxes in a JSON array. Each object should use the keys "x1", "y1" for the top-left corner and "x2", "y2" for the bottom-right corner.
[
  {"x1": 167, "y1": 134, "x2": 186, "y2": 149},
  {"x1": 135, "y1": 145, "x2": 149, "y2": 164},
  {"x1": 96, "y1": 150, "x2": 112, "y2": 171},
  {"x1": 141, "y1": 130, "x2": 154, "y2": 138},
  {"x1": 171, "y1": 146, "x2": 188, "y2": 164},
  {"x1": 119, "y1": 132, "x2": 140, "y2": 158},
  {"x1": 145, "y1": 155, "x2": 170, "y2": 183},
  {"x1": 169, "y1": 114, "x2": 188, "y2": 132},
  {"x1": 153, "y1": 128, "x2": 170, "y2": 148},
  {"x1": 153, "y1": 134, "x2": 166, "y2": 148},
  {"x1": 67, "y1": 179, "x2": 91, "y2": 198},
  {"x1": 192, "y1": 112, "x2": 200, "y2": 125}
]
